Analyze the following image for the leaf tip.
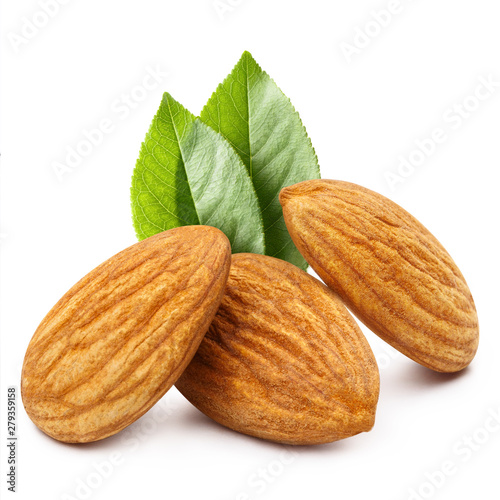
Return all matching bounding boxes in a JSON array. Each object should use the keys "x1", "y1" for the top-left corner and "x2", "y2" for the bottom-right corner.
[
  {"x1": 239, "y1": 50, "x2": 263, "y2": 72},
  {"x1": 161, "y1": 91, "x2": 173, "y2": 105}
]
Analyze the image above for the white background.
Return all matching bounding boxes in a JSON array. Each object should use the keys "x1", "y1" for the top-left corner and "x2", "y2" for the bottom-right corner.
[{"x1": 1, "y1": 1, "x2": 499, "y2": 499}]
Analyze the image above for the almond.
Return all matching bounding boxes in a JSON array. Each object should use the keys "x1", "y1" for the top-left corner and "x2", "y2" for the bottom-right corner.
[
  {"x1": 176, "y1": 253, "x2": 379, "y2": 445},
  {"x1": 21, "y1": 225, "x2": 231, "y2": 443},
  {"x1": 280, "y1": 179, "x2": 479, "y2": 373}
]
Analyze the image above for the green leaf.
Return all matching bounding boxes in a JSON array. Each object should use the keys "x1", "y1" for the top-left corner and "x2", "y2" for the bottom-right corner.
[
  {"x1": 200, "y1": 51, "x2": 320, "y2": 270},
  {"x1": 131, "y1": 92, "x2": 265, "y2": 254},
  {"x1": 131, "y1": 93, "x2": 199, "y2": 238}
]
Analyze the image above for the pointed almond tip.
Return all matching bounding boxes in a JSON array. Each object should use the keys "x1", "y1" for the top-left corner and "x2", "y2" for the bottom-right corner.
[
  {"x1": 279, "y1": 185, "x2": 293, "y2": 207},
  {"x1": 363, "y1": 410, "x2": 377, "y2": 433},
  {"x1": 188, "y1": 225, "x2": 232, "y2": 254},
  {"x1": 279, "y1": 179, "x2": 325, "y2": 207}
]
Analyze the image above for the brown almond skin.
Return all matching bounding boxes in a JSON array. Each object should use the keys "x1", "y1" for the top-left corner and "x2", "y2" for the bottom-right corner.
[
  {"x1": 21, "y1": 226, "x2": 231, "y2": 443},
  {"x1": 176, "y1": 253, "x2": 380, "y2": 445},
  {"x1": 280, "y1": 179, "x2": 479, "y2": 373}
]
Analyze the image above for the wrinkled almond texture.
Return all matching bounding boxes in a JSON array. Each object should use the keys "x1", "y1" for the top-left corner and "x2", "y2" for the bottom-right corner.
[
  {"x1": 176, "y1": 253, "x2": 379, "y2": 445},
  {"x1": 280, "y1": 179, "x2": 479, "y2": 373},
  {"x1": 21, "y1": 226, "x2": 231, "y2": 443}
]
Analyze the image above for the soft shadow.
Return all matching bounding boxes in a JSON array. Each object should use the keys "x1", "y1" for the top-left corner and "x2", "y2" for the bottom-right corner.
[
  {"x1": 32, "y1": 396, "x2": 369, "y2": 455},
  {"x1": 26, "y1": 426, "x2": 117, "y2": 453},
  {"x1": 58, "y1": 430, "x2": 127, "y2": 451},
  {"x1": 39, "y1": 406, "x2": 174, "y2": 452},
  {"x1": 398, "y1": 362, "x2": 472, "y2": 390},
  {"x1": 179, "y1": 403, "x2": 358, "y2": 455}
]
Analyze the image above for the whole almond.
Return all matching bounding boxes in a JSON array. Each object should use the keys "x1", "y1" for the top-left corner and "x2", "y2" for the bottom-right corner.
[
  {"x1": 280, "y1": 179, "x2": 479, "y2": 373},
  {"x1": 21, "y1": 226, "x2": 231, "y2": 443},
  {"x1": 176, "y1": 253, "x2": 380, "y2": 445}
]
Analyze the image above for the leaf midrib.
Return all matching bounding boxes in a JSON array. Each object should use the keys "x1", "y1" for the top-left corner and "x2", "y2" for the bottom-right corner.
[
  {"x1": 245, "y1": 54, "x2": 253, "y2": 181},
  {"x1": 165, "y1": 96, "x2": 201, "y2": 226}
]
